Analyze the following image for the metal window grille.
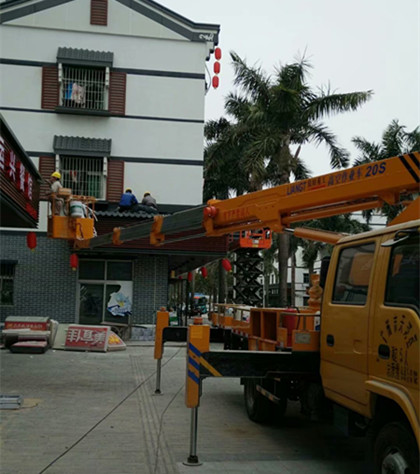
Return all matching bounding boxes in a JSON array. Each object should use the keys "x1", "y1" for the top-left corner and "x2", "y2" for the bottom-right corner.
[
  {"x1": 0, "y1": 262, "x2": 15, "y2": 306},
  {"x1": 60, "y1": 156, "x2": 105, "y2": 199},
  {"x1": 61, "y1": 65, "x2": 107, "y2": 110}
]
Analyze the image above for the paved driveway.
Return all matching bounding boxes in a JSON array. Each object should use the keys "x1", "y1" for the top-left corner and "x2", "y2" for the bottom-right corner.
[{"x1": 1, "y1": 343, "x2": 365, "y2": 474}]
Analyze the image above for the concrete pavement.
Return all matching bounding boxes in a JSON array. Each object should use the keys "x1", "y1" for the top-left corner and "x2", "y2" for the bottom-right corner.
[{"x1": 1, "y1": 342, "x2": 365, "y2": 474}]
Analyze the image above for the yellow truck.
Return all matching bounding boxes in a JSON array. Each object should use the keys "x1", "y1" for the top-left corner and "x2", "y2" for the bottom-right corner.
[
  {"x1": 319, "y1": 218, "x2": 419, "y2": 472},
  {"x1": 75, "y1": 152, "x2": 420, "y2": 472}
]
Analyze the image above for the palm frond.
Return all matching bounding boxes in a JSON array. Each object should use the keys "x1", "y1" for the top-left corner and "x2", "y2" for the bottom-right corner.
[
  {"x1": 306, "y1": 123, "x2": 349, "y2": 168},
  {"x1": 304, "y1": 90, "x2": 373, "y2": 120},
  {"x1": 351, "y1": 137, "x2": 381, "y2": 165},
  {"x1": 225, "y1": 93, "x2": 252, "y2": 121},
  {"x1": 404, "y1": 126, "x2": 420, "y2": 152},
  {"x1": 381, "y1": 119, "x2": 406, "y2": 157},
  {"x1": 230, "y1": 51, "x2": 271, "y2": 103}
]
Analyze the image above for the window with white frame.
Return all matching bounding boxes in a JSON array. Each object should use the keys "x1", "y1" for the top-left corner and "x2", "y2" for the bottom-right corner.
[
  {"x1": 1, "y1": 261, "x2": 16, "y2": 306},
  {"x1": 59, "y1": 64, "x2": 109, "y2": 111},
  {"x1": 60, "y1": 156, "x2": 106, "y2": 199}
]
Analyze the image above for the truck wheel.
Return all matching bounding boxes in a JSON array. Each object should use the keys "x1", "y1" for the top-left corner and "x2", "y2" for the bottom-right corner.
[
  {"x1": 243, "y1": 378, "x2": 271, "y2": 423},
  {"x1": 373, "y1": 422, "x2": 419, "y2": 474}
]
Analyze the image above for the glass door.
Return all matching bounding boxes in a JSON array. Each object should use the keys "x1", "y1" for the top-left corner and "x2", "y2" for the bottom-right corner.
[
  {"x1": 78, "y1": 283, "x2": 104, "y2": 325},
  {"x1": 77, "y1": 260, "x2": 133, "y2": 325}
]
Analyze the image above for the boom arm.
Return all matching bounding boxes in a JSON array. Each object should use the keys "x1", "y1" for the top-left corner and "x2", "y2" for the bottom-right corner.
[{"x1": 75, "y1": 152, "x2": 419, "y2": 250}]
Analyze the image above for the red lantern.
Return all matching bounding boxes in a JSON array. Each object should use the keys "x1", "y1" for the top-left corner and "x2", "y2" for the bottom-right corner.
[
  {"x1": 26, "y1": 232, "x2": 37, "y2": 251},
  {"x1": 70, "y1": 254, "x2": 79, "y2": 271},
  {"x1": 222, "y1": 258, "x2": 232, "y2": 272},
  {"x1": 187, "y1": 271, "x2": 193, "y2": 282},
  {"x1": 200, "y1": 267, "x2": 208, "y2": 278},
  {"x1": 213, "y1": 61, "x2": 221, "y2": 74},
  {"x1": 212, "y1": 75, "x2": 219, "y2": 89},
  {"x1": 214, "y1": 47, "x2": 222, "y2": 60},
  {"x1": 178, "y1": 276, "x2": 183, "y2": 280}
]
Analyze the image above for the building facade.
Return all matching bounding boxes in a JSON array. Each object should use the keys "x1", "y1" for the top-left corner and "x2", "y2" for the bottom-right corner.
[{"x1": 0, "y1": 0, "x2": 226, "y2": 325}]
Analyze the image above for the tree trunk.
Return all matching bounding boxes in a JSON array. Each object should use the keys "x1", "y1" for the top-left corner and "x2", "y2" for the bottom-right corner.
[
  {"x1": 308, "y1": 261, "x2": 314, "y2": 276},
  {"x1": 277, "y1": 233, "x2": 290, "y2": 307},
  {"x1": 290, "y1": 250, "x2": 296, "y2": 307}
]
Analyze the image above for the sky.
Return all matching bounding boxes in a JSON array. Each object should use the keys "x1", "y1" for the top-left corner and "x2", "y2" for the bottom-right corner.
[{"x1": 159, "y1": 0, "x2": 419, "y2": 176}]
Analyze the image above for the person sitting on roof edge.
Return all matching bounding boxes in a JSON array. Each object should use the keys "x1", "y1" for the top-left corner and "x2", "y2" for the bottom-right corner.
[
  {"x1": 141, "y1": 191, "x2": 158, "y2": 210},
  {"x1": 119, "y1": 188, "x2": 138, "y2": 212}
]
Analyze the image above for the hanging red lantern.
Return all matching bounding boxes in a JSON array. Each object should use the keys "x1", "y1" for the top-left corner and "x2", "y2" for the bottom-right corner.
[
  {"x1": 214, "y1": 47, "x2": 222, "y2": 60},
  {"x1": 200, "y1": 267, "x2": 208, "y2": 278},
  {"x1": 222, "y1": 258, "x2": 232, "y2": 272},
  {"x1": 70, "y1": 254, "x2": 79, "y2": 271},
  {"x1": 213, "y1": 61, "x2": 221, "y2": 74},
  {"x1": 26, "y1": 232, "x2": 37, "y2": 251},
  {"x1": 187, "y1": 271, "x2": 193, "y2": 282},
  {"x1": 212, "y1": 75, "x2": 219, "y2": 89},
  {"x1": 178, "y1": 275, "x2": 183, "y2": 280}
]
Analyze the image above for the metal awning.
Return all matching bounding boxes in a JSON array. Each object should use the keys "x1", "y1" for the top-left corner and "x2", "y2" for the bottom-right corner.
[
  {"x1": 57, "y1": 47, "x2": 114, "y2": 67},
  {"x1": 53, "y1": 136, "x2": 112, "y2": 157}
]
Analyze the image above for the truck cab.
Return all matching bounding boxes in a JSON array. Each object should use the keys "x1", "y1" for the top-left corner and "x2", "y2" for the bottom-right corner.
[{"x1": 321, "y1": 219, "x2": 419, "y2": 472}]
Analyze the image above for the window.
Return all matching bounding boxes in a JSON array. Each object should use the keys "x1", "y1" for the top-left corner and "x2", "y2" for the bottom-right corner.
[
  {"x1": 385, "y1": 237, "x2": 419, "y2": 312},
  {"x1": 332, "y1": 243, "x2": 375, "y2": 305},
  {"x1": 60, "y1": 65, "x2": 108, "y2": 111},
  {"x1": 1, "y1": 261, "x2": 16, "y2": 305},
  {"x1": 303, "y1": 273, "x2": 310, "y2": 284},
  {"x1": 52, "y1": 136, "x2": 111, "y2": 201},
  {"x1": 42, "y1": 47, "x2": 126, "y2": 116},
  {"x1": 60, "y1": 156, "x2": 105, "y2": 198}
]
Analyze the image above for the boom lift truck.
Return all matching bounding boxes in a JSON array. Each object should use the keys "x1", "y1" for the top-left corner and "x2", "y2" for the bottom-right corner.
[{"x1": 74, "y1": 152, "x2": 419, "y2": 473}]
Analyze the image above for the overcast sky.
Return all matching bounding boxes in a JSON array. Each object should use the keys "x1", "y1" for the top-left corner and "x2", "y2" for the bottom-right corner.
[{"x1": 159, "y1": 0, "x2": 419, "y2": 176}]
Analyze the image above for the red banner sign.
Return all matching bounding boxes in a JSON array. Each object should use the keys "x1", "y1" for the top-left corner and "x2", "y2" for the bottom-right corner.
[{"x1": 65, "y1": 325, "x2": 110, "y2": 352}]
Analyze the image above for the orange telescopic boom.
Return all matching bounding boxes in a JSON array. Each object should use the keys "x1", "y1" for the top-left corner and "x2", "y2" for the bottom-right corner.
[{"x1": 74, "y1": 152, "x2": 419, "y2": 249}]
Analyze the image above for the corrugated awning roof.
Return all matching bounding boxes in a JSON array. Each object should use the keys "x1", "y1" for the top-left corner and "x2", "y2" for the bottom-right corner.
[
  {"x1": 57, "y1": 47, "x2": 114, "y2": 67},
  {"x1": 95, "y1": 209, "x2": 156, "y2": 219},
  {"x1": 53, "y1": 136, "x2": 112, "y2": 157}
]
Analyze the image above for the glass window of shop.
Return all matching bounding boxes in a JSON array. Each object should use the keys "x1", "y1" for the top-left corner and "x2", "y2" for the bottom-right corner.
[{"x1": 77, "y1": 260, "x2": 133, "y2": 325}]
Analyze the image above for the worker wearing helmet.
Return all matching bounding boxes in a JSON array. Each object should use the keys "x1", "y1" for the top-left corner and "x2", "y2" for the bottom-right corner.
[
  {"x1": 48, "y1": 171, "x2": 64, "y2": 215},
  {"x1": 119, "y1": 188, "x2": 138, "y2": 212},
  {"x1": 141, "y1": 191, "x2": 158, "y2": 210}
]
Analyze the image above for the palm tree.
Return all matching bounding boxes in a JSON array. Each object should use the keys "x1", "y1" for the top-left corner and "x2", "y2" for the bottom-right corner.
[
  {"x1": 352, "y1": 120, "x2": 420, "y2": 223},
  {"x1": 205, "y1": 52, "x2": 372, "y2": 305},
  {"x1": 352, "y1": 120, "x2": 420, "y2": 164}
]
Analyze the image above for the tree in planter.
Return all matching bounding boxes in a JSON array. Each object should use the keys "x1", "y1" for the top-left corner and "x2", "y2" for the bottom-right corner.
[{"x1": 205, "y1": 52, "x2": 372, "y2": 306}]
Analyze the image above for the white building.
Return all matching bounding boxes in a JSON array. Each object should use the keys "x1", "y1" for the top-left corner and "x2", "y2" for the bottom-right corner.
[{"x1": 0, "y1": 0, "x2": 227, "y2": 326}]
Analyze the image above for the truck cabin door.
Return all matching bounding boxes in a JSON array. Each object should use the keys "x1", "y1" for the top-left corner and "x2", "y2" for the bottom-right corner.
[
  {"x1": 321, "y1": 240, "x2": 377, "y2": 411},
  {"x1": 370, "y1": 232, "x2": 419, "y2": 410}
]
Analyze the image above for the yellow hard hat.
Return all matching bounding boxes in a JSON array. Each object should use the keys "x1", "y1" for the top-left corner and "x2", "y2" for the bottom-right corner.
[
  {"x1": 51, "y1": 171, "x2": 61, "y2": 179},
  {"x1": 125, "y1": 188, "x2": 132, "y2": 193},
  {"x1": 144, "y1": 191, "x2": 151, "y2": 196}
]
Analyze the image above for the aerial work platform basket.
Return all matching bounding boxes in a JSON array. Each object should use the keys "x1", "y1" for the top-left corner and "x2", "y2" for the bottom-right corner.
[{"x1": 47, "y1": 189, "x2": 96, "y2": 241}]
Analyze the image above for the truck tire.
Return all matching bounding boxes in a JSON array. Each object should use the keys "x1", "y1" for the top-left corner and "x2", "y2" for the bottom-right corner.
[
  {"x1": 243, "y1": 378, "x2": 271, "y2": 423},
  {"x1": 373, "y1": 421, "x2": 419, "y2": 474}
]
